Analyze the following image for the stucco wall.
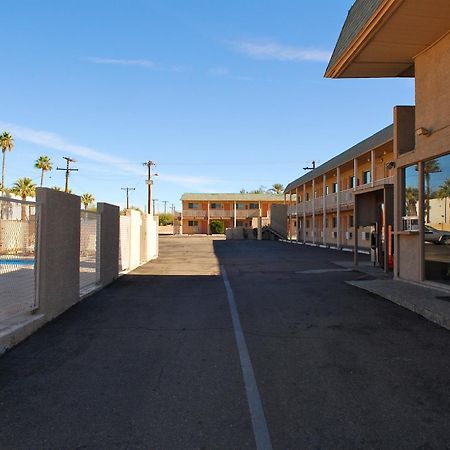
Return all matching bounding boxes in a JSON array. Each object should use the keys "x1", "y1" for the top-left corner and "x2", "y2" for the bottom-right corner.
[{"x1": 415, "y1": 32, "x2": 450, "y2": 160}]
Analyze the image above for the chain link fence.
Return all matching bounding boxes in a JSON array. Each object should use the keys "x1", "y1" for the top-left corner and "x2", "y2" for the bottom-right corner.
[
  {"x1": 80, "y1": 210, "x2": 99, "y2": 294},
  {"x1": 0, "y1": 197, "x2": 38, "y2": 318}
]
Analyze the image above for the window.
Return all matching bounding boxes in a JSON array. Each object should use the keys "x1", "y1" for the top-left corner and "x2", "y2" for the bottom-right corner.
[
  {"x1": 332, "y1": 182, "x2": 338, "y2": 193},
  {"x1": 325, "y1": 218, "x2": 329, "y2": 227},
  {"x1": 188, "y1": 220, "x2": 198, "y2": 227},
  {"x1": 236, "y1": 220, "x2": 244, "y2": 227},
  {"x1": 349, "y1": 215, "x2": 354, "y2": 227},
  {"x1": 188, "y1": 203, "x2": 199, "y2": 209},
  {"x1": 249, "y1": 203, "x2": 259, "y2": 210},
  {"x1": 349, "y1": 176, "x2": 355, "y2": 189},
  {"x1": 325, "y1": 186, "x2": 329, "y2": 195},
  {"x1": 306, "y1": 193, "x2": 310, "y2": 201},
  {"x1": 236, "y1": 203, "x2": 245, "y2": 210},
  {"x1": 210, "y1": 203, "x2": 222, "y2": 209},
  {"x1": 306, "y1": 220, "x2": 310, "y2": 228},
  {"x1": 363, "y1": 170, "x2": 371, "y2": 184},
  {"x1": 332, "y1": 217, "x2": 337, "y2": 228}
]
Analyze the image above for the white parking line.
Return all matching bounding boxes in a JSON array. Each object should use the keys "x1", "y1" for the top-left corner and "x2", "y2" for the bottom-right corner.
[
  {"x1": 221, "y1": 265, "x2": 273, "y2": 450},
  {"x1": 295, "y1": 268, "x2": 353, "y2": 274}
]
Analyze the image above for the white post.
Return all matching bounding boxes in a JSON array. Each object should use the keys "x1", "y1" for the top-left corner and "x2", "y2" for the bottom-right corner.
[
  {"x1": 257, "y1": 201, "x2": 262, "y2": 240},
  {"x1": 303, "y1": 184, "x2": 307, "y2": 243},
  {"x1": 312, "y1": 179, "x2": 316, "y2": 244},
  {"x1": 371, "y1": 149, "x2": 375, "y2": 186},
  {"x1": 323, "y1": 174, "x2": 326, "y2": 246},
  {"x1": 207, "y1": 202, "x2": 210, "y2": 235},
  {"x1": 233, "y1": 201, "x2": 237, "y2": 227},
  {"x1": 336, "y1": 166, "x2": 341, "y2": 248},
  {"x1": 353, "y1": 158, "x2": 358, "y2": 190}
]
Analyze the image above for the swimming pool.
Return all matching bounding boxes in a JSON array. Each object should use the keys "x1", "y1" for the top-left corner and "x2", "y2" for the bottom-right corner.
[{"x1": 0, "y1": 258, "x2": 35, "y2": 266}]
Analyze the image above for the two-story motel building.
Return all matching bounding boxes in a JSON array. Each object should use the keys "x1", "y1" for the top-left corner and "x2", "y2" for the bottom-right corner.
[
  {"x1": 287, "y1": 0, "x2": 450, "y2": 287},
  {"x1": 285, "y1": 124, "x2": 395, "y2": 269},
  {"x1": 180, "y1": 193, "x2": 285, "y2": 235}
]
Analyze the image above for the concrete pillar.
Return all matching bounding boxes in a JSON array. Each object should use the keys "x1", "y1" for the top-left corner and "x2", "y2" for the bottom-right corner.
[
  {"x1": 354, "y1": 197, "x2": 359, "y2": 266},
  {"x1": 36, "y1": 188, "x2": 80, "y2": 319},
  {"x1": 233, "y1": 201, "x2": 237, "y2": 227},
  {"x1": 97, "y1": 203, "x2": 120, "y2": 287},
  {"x1": 303, "y1": 184, "x2": 306, "y2": 243},
  {"x1": 336, "y1": 166, "x2": 341, "y2": 248},
  {"x1": 312, "y1": 179, "x2": 316, "y2": 244},
  {"x1": 393, "y1": 167, "x2": 402, "y2": 278},
  {"x1": 207, "y1": 202, "x2": 210, "y2": 235},
  {"x1": 127, "y1": 209, "x2": 142, "y2": 270},
  {"x1": 418, "y1": 161, "x2": 425, "y2": 281},
  {"x1": 323, "y1": 174, "x2": 326, "y2": 245}
]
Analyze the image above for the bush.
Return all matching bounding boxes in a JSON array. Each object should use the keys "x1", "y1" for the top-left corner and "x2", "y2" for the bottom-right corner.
[
  {"x1": 159, "y1": 213, "x2": 174, "y2": 226},
  {"x1": 210, "y1": 220, "x2": 225, "y2": 234}
]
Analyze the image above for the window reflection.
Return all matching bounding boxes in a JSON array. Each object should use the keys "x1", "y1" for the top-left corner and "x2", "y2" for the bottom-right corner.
[
  {"x1": 403, "y1": 164, "x2": 419, "y2": 231},
  {"x1": 424, "y1": 154, "x2": 450, "y2": 283}
]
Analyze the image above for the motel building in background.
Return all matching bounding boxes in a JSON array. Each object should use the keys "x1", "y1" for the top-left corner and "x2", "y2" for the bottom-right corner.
[
  {"x1": 180, "y1": 193, "x2": 284, "y2": 235},
  {"x1": 286, "y1": 0, "x2": 450, "y2": 287}
]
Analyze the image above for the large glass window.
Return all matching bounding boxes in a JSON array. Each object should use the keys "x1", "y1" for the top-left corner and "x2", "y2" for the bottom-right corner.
[
  {"x1": 423, "y1": 154, "x2": 450, "y2": 283},
  {"x1": 403, "y1": 164, "x2": 419, "y2": 230}
]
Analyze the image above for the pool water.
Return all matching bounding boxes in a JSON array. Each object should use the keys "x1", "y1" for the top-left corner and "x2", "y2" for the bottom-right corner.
[{"x1": 0, "y1": 259, "x2": 35, "y2": 266}]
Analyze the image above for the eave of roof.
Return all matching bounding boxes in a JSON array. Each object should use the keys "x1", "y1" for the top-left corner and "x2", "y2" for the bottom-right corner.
[
  {"x1": 284, "y1": 124, "x2": 393, "y2": 193},
  {"x1": 180, "y1": 193, "x2": 285, "y2": 202}
]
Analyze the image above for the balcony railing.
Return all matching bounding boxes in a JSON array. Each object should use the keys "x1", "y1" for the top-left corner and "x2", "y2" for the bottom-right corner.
[
  {"x1": 235, "y1": 209, "x2": 260, "y2": 219},
  {"x1": 325, "y1": 193, "x2": 338, "y2": 208},
  {"x1": 183, "y1": 209, "x2": 207, "y2": 217},
  {"x1": 209, "y1": 209, "x2": 232, "y2": 218},
  {"x1": 373, "y1": 176, "x2": 394, "y2": 186}
]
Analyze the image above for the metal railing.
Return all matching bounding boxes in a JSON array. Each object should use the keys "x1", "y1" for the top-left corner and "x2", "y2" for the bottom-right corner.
[
  {"x1": 0, "y1": 197, "x2": 38, "y2": 317},
  {"x1": 80, "y1": 210, "x2": 99, "y2": 293}
]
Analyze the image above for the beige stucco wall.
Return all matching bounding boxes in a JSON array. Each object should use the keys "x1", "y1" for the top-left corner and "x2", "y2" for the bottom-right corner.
[{"x1": 414, "y1": 31, "x2": 450, "y2": 161}]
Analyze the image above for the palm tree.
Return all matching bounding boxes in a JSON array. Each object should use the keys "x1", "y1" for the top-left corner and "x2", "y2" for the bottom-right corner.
[
  {"x1": 0, "y1": 132, "x2": 14, "y2": 194},
  {"x1": 51, "y1": 186, "x2": 63, "y2": 191},
  {"x1": 11, "y1": 177, "x2": 36, "y2": 220},
  {"x1": 81, "y1": 193, "x2": 95, "y2": 210},
  {"x1": 437, "y1": 178, "x2": 450, "y2": 199},
  {"x1": 35, "y1": 156, "x2": 53, "y2": 187},
  {"x1": 270, "y1": 183, "x2": 284, "y2": 194},
  {"x1": 424, "y1": 159, "x2": 441, "y2": 223},
  {"x1": 405, "y1": 186, "x2": 419, "y2": 216}
]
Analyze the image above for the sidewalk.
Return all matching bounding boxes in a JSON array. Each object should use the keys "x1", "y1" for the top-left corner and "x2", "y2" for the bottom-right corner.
[{"x1": 333, "y1": 260, "x2": 450, "y2": 331}]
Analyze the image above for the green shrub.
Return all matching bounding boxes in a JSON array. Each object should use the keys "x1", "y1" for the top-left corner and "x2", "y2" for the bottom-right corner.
[
  {"x1": 210, "y1": 220, "x2": 225, "y2": 234},
  {"x1": 159, "y1": 213, "x2": 174, "y2": 226}
]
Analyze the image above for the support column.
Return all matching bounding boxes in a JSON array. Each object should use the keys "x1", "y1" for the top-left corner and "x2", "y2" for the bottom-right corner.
[
  {"x1": 207, "y1": 202, "x2": 210, "y2": 235},
  {"x1": 418, "y1": 161, "x2": 425, "y2": 281},
  {"x1": 393, "y1": 167, "x2": 401, "y2": 278},
  {"x1": 323, "y1": 174, "x2": 326, "y2": 246},
  {"x1": 336, "y1": 166, "x2": 341, "y2": 249},
  {"x1": 295, "y1": 187, "x2": 300, "y2": 241},
  {"x1": 289, "y1": 194, "x2": 293, "y2": 241},
  {"x1": 354, "y1": 196, "x2": 359, "y2": 266},
  {"x1": 312, "y1": 179, "x2": 316, "y2": 244},
  {"x1": 371, "y1": 149, "x2": 375, "y2": 187},
  {"x1": 353, "y1": 158, "x2": 358, "y2": 190},
  {"x1": 303, "y1": 184, "x2": 306, "y2": 243},
  {"x1": 233, "y1": 201, "x2": 237, "y2": 227},
  {"x1": 257, "y1": 201, "x2": 262, "y2": 240}
]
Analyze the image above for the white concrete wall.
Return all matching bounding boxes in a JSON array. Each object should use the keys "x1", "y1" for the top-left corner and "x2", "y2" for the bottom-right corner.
[{"x1": 127, "y1": 209, "x2": 142, "y2": 271}]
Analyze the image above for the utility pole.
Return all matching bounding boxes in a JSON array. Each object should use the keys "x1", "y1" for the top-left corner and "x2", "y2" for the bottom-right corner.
[
  {"x1": 142, "y1": 160, "x2": 158, "y2": 215},
  {"x1": 121, "y1": 187, "x2": 135, "y2": 209},
  {"x1": 152, "y1": 198, "x2": 158, "y2": 214},
  {"x1": 162, "y1": 200, "x2": 169, "y2": 214},
  {"x1": 56, "y1": 157, "x2": 78, "y2": 193}
]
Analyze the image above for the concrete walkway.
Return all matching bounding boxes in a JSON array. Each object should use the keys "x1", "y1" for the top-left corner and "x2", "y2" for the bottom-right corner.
[{"x1": 1, "y1": 237, "x2": 449, "y2": 449}]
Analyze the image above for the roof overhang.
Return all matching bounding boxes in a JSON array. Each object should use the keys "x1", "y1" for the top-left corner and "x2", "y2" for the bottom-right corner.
[{"x1": 325, "y1": 0, "x2": 450, "y2": 78}]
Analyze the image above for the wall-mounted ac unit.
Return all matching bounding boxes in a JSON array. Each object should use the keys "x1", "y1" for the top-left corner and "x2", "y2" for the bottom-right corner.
[
  {"x1": 332, "y1": 231, "x2": 338, "y2": 239},
  {"x1": 345, "y1": 231, "x2": 353, "y2": 240},
  {"x1": 361, "y1": 231, "x2": 370, "y2": 240}
]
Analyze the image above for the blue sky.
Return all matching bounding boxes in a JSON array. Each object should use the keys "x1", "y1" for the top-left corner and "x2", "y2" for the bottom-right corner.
[{"x1": 1, "y1": 0, "x2": 414, "y2": 212}]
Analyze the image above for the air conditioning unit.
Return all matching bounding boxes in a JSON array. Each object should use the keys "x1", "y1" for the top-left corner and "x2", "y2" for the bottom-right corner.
[
  {"x1": 332, "y1": 231, "x2": 338, "y2": 239},
  {"x1": 345, "y1": 231, "x2": 353, "y2": 240},
  {"x1": 361, "y1": 231, "x2": 370, "y2": 240}
]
